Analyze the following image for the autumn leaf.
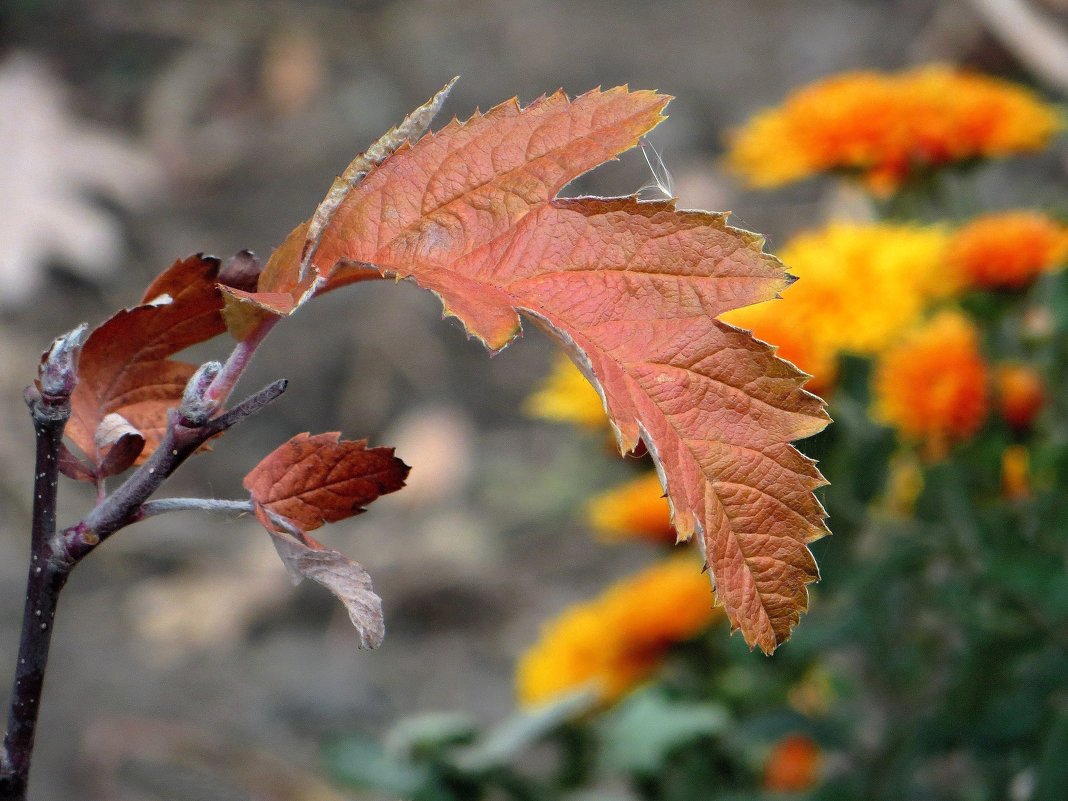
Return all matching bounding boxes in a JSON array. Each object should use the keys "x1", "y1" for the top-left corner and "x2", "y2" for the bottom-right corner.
[
  {"x1": 243, "y1": 432, "x2": 409, "y2": 648},
  {"x1": 243, "y1": 432, "x2": 409, "y2": 534},
  {"x1": 270, "y1": 87, "x2": 830, "y2": 652},
  {"x1": 65, "y1": 254, "x2": 226, "y2": 473}
]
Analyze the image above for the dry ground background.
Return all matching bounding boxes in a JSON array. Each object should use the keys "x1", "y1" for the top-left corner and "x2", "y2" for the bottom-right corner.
[{"x1": 0, "y1": 1, "x2": 1065, "y2": 798}]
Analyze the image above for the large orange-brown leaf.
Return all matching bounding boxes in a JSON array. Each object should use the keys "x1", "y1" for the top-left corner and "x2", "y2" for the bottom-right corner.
[
  {"x1": 243, "y1": 432, "x2": 409, "y2": 534},
  {"x1": 287, "y1": 87, "x2": 830, "y2": 652},
  {"x1": 66, "y1": 254, "x2": 226, "y2": 471}
]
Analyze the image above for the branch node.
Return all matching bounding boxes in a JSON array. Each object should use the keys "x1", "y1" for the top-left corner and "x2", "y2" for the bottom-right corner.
[{"x1": 179, "y1": 361, "x2": 223, "y2": 426}]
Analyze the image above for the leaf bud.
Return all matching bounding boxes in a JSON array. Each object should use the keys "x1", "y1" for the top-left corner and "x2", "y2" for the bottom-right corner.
[
  {"x1": 38, "y1": 323, "x2": 88, "y2": 401},
  {"x1": 179, "y1": 361, "x2": 223, "y2": 426}
]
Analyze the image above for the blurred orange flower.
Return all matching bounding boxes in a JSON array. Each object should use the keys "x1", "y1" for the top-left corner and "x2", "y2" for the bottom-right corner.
[
  {"x1": 524, "y1": 354, "x2": 606, "y2": 428},
  {"x1": 764, "y1": 734, "x2": 822, "y2": 792},
  {"x1": 726, "y1": 66, "x2": 1063, "y2": 194},
  {"x1": 873, "y1": 311, "x2": 990, "y2": 457},
  {"x1": 586, "y1": 471, "x2": 676, "y2": 545},
  {"x1": 516, "y1": 557, "x2": 720, "y2": 707},
  {"x1": 996, "y1": 363, "x2": 1046, "y2": 429},
  {"x1": 948, "y1": 211, "x2": 1068, "y2": 290},
  {"x1": 722, "y1": 222, "x2": 954, "y2": 396}
]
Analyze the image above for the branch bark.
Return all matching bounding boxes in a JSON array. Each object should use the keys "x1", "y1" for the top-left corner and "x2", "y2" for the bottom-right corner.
[
  {"x1": 0, "y1": 388, "x2": 74, "y2": 801},
  {"x1": 56, "y1": 379, "x2": 287, "y2": 565}
]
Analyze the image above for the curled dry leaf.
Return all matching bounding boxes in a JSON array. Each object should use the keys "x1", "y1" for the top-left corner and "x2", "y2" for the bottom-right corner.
[
  {"x1": 94, "y1": 413, "x2": 146, "y2": 478},
  {"x1": 243, "y1": 432, "x2": 409, "y2": 534},
  {"x1": 268, "y1": 530, "x2": 385, "y2": 649},
  {"x1": 65, "y1": 254, "x2": 226, "y2": 474},
  {"x1": 250, "y1": 86, "x2": 829, "y2": 652}
]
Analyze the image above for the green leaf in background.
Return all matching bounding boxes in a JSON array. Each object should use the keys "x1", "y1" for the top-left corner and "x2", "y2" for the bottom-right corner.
[
  {"x1": 598, "y1": 688, "x2": 730, "y2": 775},
  {"x1": 325, "y1": 734, "x2": 431, "y2": 797},
  {"x1": 456, "y1": 689, "x2": 598, "y2": 772},
  {"x1": 386, "y1": 712, "x2": 479, "y2": 759},
  {"x1": 1034, "y1": 709, "x2": 1068, "y2": 801}
]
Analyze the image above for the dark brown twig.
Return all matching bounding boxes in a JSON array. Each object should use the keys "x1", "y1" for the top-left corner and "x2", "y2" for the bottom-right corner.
[
  {"x1": 56, "y1": 379, "x2": 288, "y2": 565},
  {"x1": 0, "y1": 381, "x2": 77, "y2": 800},
  {"x1": 0, "y1": 357, "x2": 286, "y2": 800}
]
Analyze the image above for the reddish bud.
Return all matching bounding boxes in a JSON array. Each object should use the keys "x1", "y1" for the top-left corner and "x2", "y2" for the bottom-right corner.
[{"x1": 996, "y1": 364, "x2": 1045, "y2": 430}]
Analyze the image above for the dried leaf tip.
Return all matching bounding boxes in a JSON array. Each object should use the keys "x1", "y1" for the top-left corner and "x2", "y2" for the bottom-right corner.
[
  {"x1": 299, "y1": 76, "x2": 461, "y2": 279},
  {"x1": 38, "y1": 323, "x2": 88, "y2": 400}
]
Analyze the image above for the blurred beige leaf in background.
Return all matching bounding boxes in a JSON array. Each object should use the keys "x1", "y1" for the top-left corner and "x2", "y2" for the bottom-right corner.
[{"x1": 0, "y1": 52, "x2": 161, "y2": 305}]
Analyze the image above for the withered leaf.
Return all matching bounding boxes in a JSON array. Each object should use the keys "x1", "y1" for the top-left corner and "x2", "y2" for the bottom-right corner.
[
  {"x1": 268, "y1": 529, "x2": 385, "y2": 649},
  {"x1": 94, "y1": 412, "x2": 146, "y2": 478}
]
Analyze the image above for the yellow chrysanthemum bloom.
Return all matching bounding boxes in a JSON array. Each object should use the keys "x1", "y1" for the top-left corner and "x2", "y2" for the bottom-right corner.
[
  {"x1": 873, "y1": 310, "x2": 990, "y2": 458},
  {"x1": 948, "y1": 211, "x2": 1068, "y2": 290},
  {"x1": 722, "y1": 222, "x2": 954, "y2": 394},
  {"x1": 516, "y1": 557, "x2": 720, "y2": 707},
  {"x1": 726, "y1": 65, "x2": 1063, "y2": 194},
  {"x1": 586, "y1": 471, "x2": 676, "y2": 545},
  {"x1": 524, "y1": 354, "x2": 607, "y2": 428}
]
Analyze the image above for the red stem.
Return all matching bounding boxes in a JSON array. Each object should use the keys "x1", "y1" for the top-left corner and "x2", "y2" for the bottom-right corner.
[{"x1": 205, "y1": 316, "x2": 280, "y2": 409}]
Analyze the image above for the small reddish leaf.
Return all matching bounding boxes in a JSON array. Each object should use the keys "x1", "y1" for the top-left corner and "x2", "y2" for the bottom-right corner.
[
  {"x1": 268, "y1": 529, "x2": 385, "y2": 649},
  {"x1": 243, "y1": 432, "x2": 409, "y2": 534},
  {"x1": 284, "y1": 87, "x2": 829, "y2": 652},
  {"x1": 66, "y1": 254, "x2": 226, "y2": 467}
]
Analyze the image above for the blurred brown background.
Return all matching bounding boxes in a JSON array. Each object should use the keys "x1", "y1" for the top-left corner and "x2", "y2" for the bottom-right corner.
[{"x1": 0, "y1": 1, "x2": 1065, "y2": 798}]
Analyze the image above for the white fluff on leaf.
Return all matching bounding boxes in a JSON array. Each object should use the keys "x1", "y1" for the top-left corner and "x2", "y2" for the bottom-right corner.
[{"x1": 0, "y1": 53, "x2": 162, "y2": 304}]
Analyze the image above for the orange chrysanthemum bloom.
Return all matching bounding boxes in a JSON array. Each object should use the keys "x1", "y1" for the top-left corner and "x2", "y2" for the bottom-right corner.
[
  {"x1": 722, "y1": 222, "x2": 954, "y2": 395},
  {"x1": 516, "y1": 557, "x2": 720, "y2": 707},
  {"x1": 726, "y1": 66, "x2": 1063, "y2": 194},
  {"x1": 524, "y1": 354, "x2": 606, "y2": 428},
  {"x1": 764, "y1": 734, "x2": 822, "y2": 793},
  {"x1": 948, "y1": 211, "x2": 1068, "y2": 290},
  {"x1": 586, "y1": 472, "x2": 676, "y2": 545},
  {"x1": 873, "y1": 311, "x2": 990, "y2": 457}
]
